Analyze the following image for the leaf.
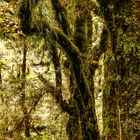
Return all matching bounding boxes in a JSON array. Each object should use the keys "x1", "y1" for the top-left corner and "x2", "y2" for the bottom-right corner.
[{"x1": 0, "y1": 17, "x2": 4, "y2": 23}]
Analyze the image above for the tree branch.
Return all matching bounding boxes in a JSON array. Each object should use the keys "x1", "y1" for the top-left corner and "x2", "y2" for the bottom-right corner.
[
  {"x1": 35, "y1": 72, "x2": 71, "y2": 114},
  {"x1": 51, "y1": 0, "x2": 71, "y2": 35}
]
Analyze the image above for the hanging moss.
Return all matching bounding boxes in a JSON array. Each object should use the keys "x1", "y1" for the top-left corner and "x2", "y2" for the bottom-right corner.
[{"x1": 18, "y1": 0, "x2": 39, "y2": 34}]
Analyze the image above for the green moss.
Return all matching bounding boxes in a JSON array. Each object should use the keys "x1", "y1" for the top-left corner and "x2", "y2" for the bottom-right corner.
[{"x1": 104, "y1": 85, "x2": 111, "y2": 98}]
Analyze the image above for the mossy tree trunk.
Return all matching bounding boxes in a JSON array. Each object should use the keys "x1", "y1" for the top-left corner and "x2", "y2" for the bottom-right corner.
[
  {"x1": 118, "y1": 28, "x2": 140, "y2": 140},
  {"x1": 118, "y1": 2, "x2": 140, "y2": 139},
  {"x1": 66, "y1": 1, "x2": 101, "y2": 139},
  {"x1": 97, "y1": 1, "x2": 120, "y2": 139},
  {"x1": 102, "y1": 50, "x2": 120, "y2": 140},
  {"x1": 21, "y1": 40, "x2": 30, "y2": 137},
  {"x1": 18, "y1": 0, "x2": 37, "y2": 137},
  {"x1": 18, "y1": 0, "x2": 108, "y2": 139},
  {"x1": 51, "y1": 1, "x2": 81, "y2": 139},
  {"x1": 51, "y1": 0, "x2": 102, "y2": 139},
  {"x1": 0, "y1": 66, "x2": 1, "y2": 84},
  {"x1": 101, "y1": 29, "x2": 120, "y2": 140},
  {"x1": 51, "y1": 0, "x2": 101, "y2": 139},
  {"x1": 97, "y1": 0, "x2": 140, "y2": 139}
]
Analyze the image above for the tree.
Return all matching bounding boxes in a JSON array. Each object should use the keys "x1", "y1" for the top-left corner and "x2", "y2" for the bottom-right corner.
[
  {"x1": 97, "y1": 0, "x2": 140, "y2": 139},
  {"x1": 1, "y1": 0, "x2": 139, "y2": 139},
  {"x1": 17, "y1": 0, "x2": 107, "y2": 139}
]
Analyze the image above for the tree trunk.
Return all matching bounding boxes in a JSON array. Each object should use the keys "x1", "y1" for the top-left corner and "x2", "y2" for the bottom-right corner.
[
  {"x1": 21, "y1": 40, "x2": 30, "y2": 137},
  {"x1": 97, "y1": 0, "x2": 140, "y2": 139},
  {"x1": 119, "y1": 41, "x2": 140, "y2": 140},
  {"x1": 66, "y1": 1, "x2": 100, "y2": 139},
  {"x1": 0, "y1": 66, "x2": 2, "y2": 85},
  {"x1": 102, "y1": 52, "x2": 120, "y2": 140},
  {"x1": 51, "y1": 0, "x2": 100, "y2": 139}
]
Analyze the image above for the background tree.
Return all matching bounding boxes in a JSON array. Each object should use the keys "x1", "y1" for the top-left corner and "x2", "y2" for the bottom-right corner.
[{"x1": 97, "y1": 0, "x2": 140, "y2": 139}]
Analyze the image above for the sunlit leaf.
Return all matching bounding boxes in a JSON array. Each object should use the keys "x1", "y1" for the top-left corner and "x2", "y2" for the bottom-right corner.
[{"x1": 0, "y1": 17, "x2": 4, "y2": 23}]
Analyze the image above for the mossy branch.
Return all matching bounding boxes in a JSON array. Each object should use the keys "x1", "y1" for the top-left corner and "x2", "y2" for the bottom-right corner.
[
  {"x1": 32, "y1": 20, "x2": 107, "y2": 106},
  {"x1": 35, "y1": 72, "x2": 71, "y2": 114},
  {"x1": 51, "y1": 0, "x2": 71, "y2": 35}
]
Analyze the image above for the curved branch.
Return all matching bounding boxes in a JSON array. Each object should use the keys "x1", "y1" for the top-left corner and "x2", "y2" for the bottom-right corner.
[
  {"x1": 36, "y1": 72, "x2": 71, "y2": 114},
  {"x1": 50, "y1": 28, "x2": 93, "y2": 105}
]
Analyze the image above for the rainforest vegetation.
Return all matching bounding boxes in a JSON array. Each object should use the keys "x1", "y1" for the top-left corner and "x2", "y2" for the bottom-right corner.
[{"x1": 0, "y1": 0, "x2": 140, "y2": 140}]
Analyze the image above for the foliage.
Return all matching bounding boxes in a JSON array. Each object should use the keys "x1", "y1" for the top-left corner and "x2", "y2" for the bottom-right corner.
[{"x1": 0, "y1": 0, "x2": 140, "y2": 140}]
